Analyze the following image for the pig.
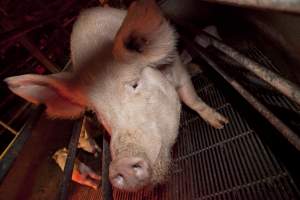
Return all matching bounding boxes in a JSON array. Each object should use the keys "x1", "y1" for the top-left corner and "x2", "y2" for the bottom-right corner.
[
  {"x1": 4, "y1": 0, "x2": 228, "y2": 191},
  {"x1": 78, "y1": 118, "x2": 101, "y2": 157},
  {"x1": 52, "y1": 148, "x2": 101, "y2": 190}
]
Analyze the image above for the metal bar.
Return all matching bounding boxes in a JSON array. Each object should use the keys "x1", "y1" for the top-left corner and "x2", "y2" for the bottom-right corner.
[
  {"x1": 19, "y1": 38, "x2": 60, "y2": 73},
  {"x1": 7, "y1": 103, "x2": 31, "y2": 125},
  {"x1": 102, "y1": 133, "x2": 113, "y2": 200},
  {"x1": 201, "y1": 0, "x2": 300, "y2": 14},
  {"x1": 195, "y1": 31, "x2": 300, "y2": 106},
  {"x1": 0, "y1": 103, "x2": 31, "y2": 136},
  {"x1": 62, "y1": 60, "x2": 72, "y2": 72},
  {"x1": 0, "y1": 0, "x2": 76, "y2": 47},
  {"x1": 0, "y1": 105, "x2": 45, "y2": 182},
  {"x1": 0, "y1": 20, "x2": 60, "y2": 73},
  {"x1": 181, "y1": 36, "x2": 300, "y2": 151},
  {"x1": 0, "y1": 120, "x2": 17, "y2": 135},
  {"x1": 58, "y1": 117, "x2": 84, "y2": 200}
]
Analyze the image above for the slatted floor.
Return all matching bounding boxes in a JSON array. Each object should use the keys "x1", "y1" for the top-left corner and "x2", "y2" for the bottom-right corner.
[{"x1": 69, "y1": 72, "x2": 300, "y2": 200}]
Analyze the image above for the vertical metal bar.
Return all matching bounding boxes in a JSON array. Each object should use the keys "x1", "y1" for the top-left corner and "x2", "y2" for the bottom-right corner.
[
  {"x1": 58, "y1": 117, "x2": 84, "y2": 200},
  {"x1": 182, "y1": 36, "x2": 300, "y2": 151},
  {"x1": 102, "y1": 134, "x2": 113, "y2": 200}
]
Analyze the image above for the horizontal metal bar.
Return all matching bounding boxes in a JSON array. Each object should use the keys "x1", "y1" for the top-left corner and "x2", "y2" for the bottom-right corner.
[
  {"x1": 181, "y1": 36, "x2": 300, "y2": 151},
  {"x1": 202, "y1": 0, "x2": 300, "y2": 13},
  {"x1": 58, "y1": 117, "x2": 84, "y2": 200},
  {"x1": 0, "y1": 105, "x2": 45, "y2": 182}
]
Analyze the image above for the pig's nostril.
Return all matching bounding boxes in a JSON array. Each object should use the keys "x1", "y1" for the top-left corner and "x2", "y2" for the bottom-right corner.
[
  {"x1": 114, "y1": 174, "x2": 125, "y2": 186},
  {"x1": 109, "y1": 157, "x2": 151, "y2": 191},
  {"x1": 132, "y1": 163, "x2": 141, "y2": 169}
]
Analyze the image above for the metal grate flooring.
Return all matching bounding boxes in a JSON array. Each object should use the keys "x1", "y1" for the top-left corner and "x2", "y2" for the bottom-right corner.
[{"x1": 69, "y1": 73, "x2": 300, "y2": 200}]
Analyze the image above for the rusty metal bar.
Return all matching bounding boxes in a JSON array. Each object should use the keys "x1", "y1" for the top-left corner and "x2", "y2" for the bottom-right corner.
[
  {"x1": 102, "y1": 132, "x2": 113, "y2": 200},
  {"x1": 190, "y1": 27, "x2": 300, "y2": 106},
  {"x1": 0, "y1": 105, "x2": 45, "y2": 182},
  {"x1": 181, "y1": 36, "x2": 300, "y2": 151},
  {"x1": 58, "y1": 117, "x2": 84, "y2": 200},
  {"x1": 202, "y1": 0, "x2": 300, "y2": 13}
]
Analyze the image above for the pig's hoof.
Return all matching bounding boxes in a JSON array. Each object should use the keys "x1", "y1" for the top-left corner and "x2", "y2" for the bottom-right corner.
[{"x1": 200, "y1": 110, "x2": 229, "y2": 129}]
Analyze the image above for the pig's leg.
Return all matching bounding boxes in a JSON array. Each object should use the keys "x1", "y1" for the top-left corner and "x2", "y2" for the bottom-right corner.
[
  {"x1": 78, "y1": 178, "x2": 99, "y2": 190},
  {"x1": 177, "y1": 79, "x2": 228, "y2": 129},
  {"x1": 72, "y1": 171, "x2": 99, "y2": 189},
  {"x1": 88, "y1": 171, "x2": 101, "y2": 180}
]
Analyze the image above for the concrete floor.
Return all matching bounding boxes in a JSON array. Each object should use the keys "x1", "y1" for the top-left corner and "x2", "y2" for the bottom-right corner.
[{"x1": 0, "y1": 114, "x2": 74, "y2": 200}]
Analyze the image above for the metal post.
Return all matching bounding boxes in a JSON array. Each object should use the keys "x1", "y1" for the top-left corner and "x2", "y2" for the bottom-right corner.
[
  {"x1": 181, "y1": 36, "x2": 300, "y2": 151},
  {"x1": 102, "y1": 133, "x2": 113, "y2": 200},
  {"x1": 58, "y1": 117, "x2": 84, "y2": 200}
]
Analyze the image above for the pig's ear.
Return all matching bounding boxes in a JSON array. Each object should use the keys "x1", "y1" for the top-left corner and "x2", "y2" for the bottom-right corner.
[
  {"x1": 113, "y1": 0, "x2": 176, "y2": 64},
  {"x1": 4, "y1": 73, "x2": 86, "y2": 119}
]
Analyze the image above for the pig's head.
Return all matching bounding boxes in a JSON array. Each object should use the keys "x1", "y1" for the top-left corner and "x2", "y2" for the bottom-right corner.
[
  {"x1": 4, "y1": 0, "x2": 180, "y2": 192},
  {"x1": 106, "y1": 67, "x2": 181, "y2": 191}
]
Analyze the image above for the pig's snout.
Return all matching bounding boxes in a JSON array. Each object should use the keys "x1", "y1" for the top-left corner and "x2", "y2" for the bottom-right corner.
[{"x1": 109, "y1": 157, "x2": 151, "y2": 191}]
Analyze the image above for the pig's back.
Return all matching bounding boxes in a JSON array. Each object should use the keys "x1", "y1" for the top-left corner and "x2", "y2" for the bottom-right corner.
[{"x1": 70, "y1": 7, "x2": 126, "y2": 69}]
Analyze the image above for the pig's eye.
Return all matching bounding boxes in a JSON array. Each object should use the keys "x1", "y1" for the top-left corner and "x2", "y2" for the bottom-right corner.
[
  {"x1": 132, "y1": 83, "x2": 138, "y2": 89},
  {"x1": 125, "y1": 79, "x2": 140, "y2": 92}
]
